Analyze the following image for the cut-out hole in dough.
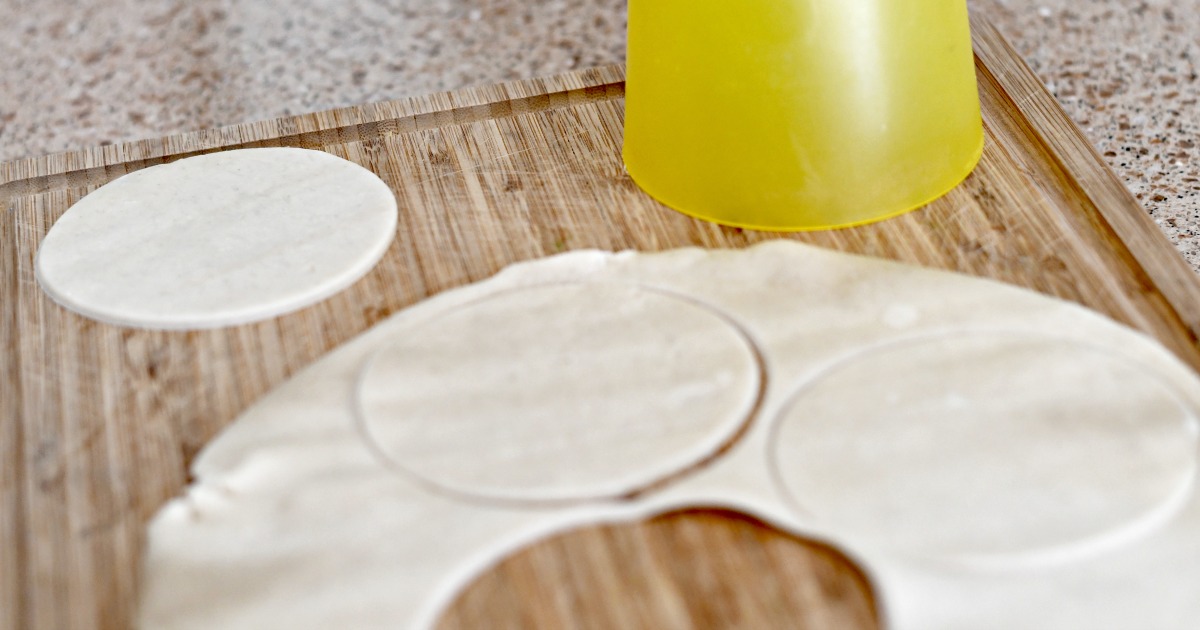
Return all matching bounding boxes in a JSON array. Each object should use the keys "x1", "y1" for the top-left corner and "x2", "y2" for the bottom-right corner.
[
  {"x1": 355, "y1": 283, "x2": 763, "y2": 504},
  {"x1": 35, "y1": 148, "x2": 398, "y2": 329},
  {"x1": 436, "y1": 508, "x2": 880, "y2": 630},
  {"x1": 770, "y1": 331, "x2": 1199, "y2": 566}
]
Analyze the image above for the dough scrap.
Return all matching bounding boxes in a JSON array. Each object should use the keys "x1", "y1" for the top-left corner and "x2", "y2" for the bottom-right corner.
[
  {"x1": 140, "y1": 241, "x2": 1200, "y2": 630},
  {"x1": 36, "y1": 148, "x2": 397, "y2": 329}
]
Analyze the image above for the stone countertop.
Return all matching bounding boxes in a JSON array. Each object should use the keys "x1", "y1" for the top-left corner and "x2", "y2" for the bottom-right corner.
[{"x1": 2, "y1": 0, "x2": 1198, "y2": 268}]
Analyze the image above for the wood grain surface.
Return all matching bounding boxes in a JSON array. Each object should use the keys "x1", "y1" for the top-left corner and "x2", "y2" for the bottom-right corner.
[
  {"x1": 4, "y1": 16, "x2": 1199, "y2": 630},
  {"x1": 437, "y1": 509, "x2": 878, "y2": 630}
]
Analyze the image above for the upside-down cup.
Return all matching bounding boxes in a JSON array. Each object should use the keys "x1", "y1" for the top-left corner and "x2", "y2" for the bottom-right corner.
[{"x1": 623, "y1": 1, "x2": 984, "y2": 230}]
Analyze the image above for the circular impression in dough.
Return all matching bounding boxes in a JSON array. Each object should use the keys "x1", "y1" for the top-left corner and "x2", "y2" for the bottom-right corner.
[
  {"x1": 770, "y1": 331, "x2": 1199, "y2": 566},
  {"x1": 355, "y1": 283, "x2": 763, "y2": 504},
  {"x1": 35, "y1": 148, "x2": 398, "y2": 329}
]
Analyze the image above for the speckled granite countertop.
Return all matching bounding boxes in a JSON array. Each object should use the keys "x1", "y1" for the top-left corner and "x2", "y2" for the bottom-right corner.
[{"x1": 3, "y1": 0, "x2": 1198, "y2": 268}]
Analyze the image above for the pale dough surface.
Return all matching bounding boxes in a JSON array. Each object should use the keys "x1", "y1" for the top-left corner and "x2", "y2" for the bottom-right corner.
[
  {"x1": 771, "y1": 332, "x2": 1197, "y2": 566},
  {"x1": 35, "y1": 148, "x2": 398, "y2": 329},
  {"x1": 357, "y1": 283, "x2": 760, "y2": 503},
  {"x1": 140, "y1": 241, "x2": 1200, "y2": 629}
]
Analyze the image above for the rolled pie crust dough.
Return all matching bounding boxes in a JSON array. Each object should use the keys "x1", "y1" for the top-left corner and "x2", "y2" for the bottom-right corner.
[
  {"x1": 35, "y1": 148, "x2": 398, "y2": 329},
  {"x1": 356, "y1": 282, "x2": 761, "y2": 503},
  {"x1": 140, "y1": 241, "x2": 1200, "y2": 630},
  {"x1": 771, "y1": 332, "x2": 1197, "y2": 567}
]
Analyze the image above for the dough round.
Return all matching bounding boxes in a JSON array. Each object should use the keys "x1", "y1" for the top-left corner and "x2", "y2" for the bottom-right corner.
[
  {"x1": 770, "y1": 331, "x2": 1199, "y2": 564},
  {"x1": 35, "y1": 148, "x2": 398, "y2": 329},
  {"x1": 355, "y1": 283, "x2": 762, "y2": 503}
]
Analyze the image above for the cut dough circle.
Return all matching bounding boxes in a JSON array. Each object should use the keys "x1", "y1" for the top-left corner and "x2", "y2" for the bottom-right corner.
[
  {"x1": 35, "y1": 148, "x2": 398, "y2": 329},
  {"x1": 771, "y1": 331, "x2": 1199, "y2": 565},
  {"x1": 355, "y1": 283, "x2": 763, "y2": 503}
]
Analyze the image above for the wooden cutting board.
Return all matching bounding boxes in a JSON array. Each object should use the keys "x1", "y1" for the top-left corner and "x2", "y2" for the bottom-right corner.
[{"x1": 4, "y1": 16, "x2": 1200, "y2": 630}]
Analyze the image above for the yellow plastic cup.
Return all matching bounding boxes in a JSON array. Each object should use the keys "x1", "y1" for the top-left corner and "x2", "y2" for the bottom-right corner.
[{"x1": 623, "y1": 1, "x2": 984, "y2": 230}]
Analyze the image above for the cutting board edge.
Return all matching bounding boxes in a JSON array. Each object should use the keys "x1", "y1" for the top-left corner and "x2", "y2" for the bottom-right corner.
[
  {"x1": 969, "y1": 15, "x2": 1200, "y2": 339},
  {"x1": 0, "y1": 65, "x2": 627, "y2": 190}
]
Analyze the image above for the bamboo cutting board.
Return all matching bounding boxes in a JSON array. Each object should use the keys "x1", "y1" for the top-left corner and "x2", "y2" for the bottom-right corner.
[{"x1": 4, "y1": 16, "x2": 1200, "y2": 630}]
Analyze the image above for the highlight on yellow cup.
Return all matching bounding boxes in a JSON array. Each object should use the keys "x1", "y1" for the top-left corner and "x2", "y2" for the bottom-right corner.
[{"x1": 623, "y1": 1, "x2": 984, "y2": 231}]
